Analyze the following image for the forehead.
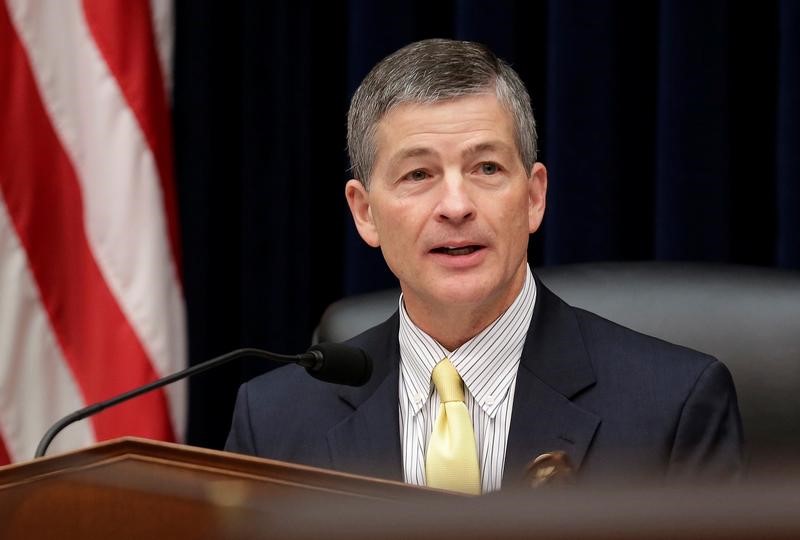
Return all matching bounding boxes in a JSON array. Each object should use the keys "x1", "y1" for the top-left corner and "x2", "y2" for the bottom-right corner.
[{"x1": 372, "y1": 94, "x2": 517, "y2": 165}]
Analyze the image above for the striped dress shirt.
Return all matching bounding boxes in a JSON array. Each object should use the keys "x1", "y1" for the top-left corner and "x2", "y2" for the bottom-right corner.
[{"x1": 398, "y1": 265, "x2": 537, "y2": 493}]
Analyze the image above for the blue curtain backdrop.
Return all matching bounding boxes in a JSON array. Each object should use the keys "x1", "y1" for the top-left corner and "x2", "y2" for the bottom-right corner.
[{"x1": 173, "y1": 1, "x2": 800, "y2": 449}]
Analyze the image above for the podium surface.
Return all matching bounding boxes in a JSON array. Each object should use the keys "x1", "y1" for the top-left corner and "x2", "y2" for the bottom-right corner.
[
  {"x1": 0, "y1": 437, "x2": 441, "y2": 539},
  {"x1": 2, "y1": 437, "x2": 800, "y2": 539}
]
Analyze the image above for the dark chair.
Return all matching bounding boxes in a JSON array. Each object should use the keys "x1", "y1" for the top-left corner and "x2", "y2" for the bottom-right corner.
[{"x1": 314, "y1": 262, "x2": 800, "y2": 471}]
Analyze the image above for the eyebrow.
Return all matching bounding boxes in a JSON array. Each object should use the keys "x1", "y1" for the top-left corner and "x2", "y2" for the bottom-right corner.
[
  {"x1": 461, "y1": 141, "x2": 515, "y2": 159},
  {"x1": 385, "y1": 140, "x2": 516, "y2": 171},
  {"x1": 386, "y1": 147, "x2": 438, "y2": 170}
]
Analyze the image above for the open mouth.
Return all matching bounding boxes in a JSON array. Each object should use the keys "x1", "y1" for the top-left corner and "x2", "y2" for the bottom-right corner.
[{"x1": 431, "y1": 245, "x2": 484, "y2": 256}]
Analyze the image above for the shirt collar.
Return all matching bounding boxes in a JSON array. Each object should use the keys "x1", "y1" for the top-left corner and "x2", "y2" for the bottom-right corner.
[{"x1": 398, "y1": 265, "x2": 537, "y2": 417}]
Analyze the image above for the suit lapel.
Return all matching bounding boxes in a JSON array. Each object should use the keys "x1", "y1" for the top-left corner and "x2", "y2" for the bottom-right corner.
[
  {"x1": 326, "y1": 315, "x2": 404, "y2": 481},
  {"x1": 504, "y1": 277, "x2": 601, "y2": 487}
]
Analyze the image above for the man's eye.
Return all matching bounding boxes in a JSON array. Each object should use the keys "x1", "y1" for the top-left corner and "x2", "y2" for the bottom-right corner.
[
  {"x1": 479, "y1": 162, "x2": 499, "y2": 175},
  {"x1": 405, "y1": 170, "x2": 429, "y2": 181}
]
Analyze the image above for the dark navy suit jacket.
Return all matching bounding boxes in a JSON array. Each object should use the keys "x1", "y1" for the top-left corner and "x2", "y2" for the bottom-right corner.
[{"x1": 226, "y1": 277, "x2": 744, "y2": 487}]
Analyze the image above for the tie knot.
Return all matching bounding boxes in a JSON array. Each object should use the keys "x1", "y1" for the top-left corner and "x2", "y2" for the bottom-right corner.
[{"x1": 431, "y1": 358, "x2": 465, "y2": 403}]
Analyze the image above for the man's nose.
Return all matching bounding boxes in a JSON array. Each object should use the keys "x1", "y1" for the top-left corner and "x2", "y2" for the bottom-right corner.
[{"x1": 435, "y1": 174, "x2": 476, "y2": 224}]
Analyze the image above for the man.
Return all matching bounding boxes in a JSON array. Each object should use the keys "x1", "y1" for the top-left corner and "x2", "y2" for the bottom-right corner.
[{"x1": 226, "y1": 39, "x2": 743, "y2": 493}]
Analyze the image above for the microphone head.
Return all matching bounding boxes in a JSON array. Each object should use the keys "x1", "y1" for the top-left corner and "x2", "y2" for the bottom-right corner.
[{"x1": 305, "y1": 343, "x2": 373, "y2": 386}]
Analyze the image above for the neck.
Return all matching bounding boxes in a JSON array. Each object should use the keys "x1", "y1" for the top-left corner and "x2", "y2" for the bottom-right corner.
[{"x1": 404, "y1": 267, "x2": 528, "y2": 351}]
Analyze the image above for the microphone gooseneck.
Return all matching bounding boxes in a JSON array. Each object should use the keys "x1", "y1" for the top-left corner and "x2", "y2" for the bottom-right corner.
[{"x1": 34, "y1": 344, "x2": 372, "y2": 459}]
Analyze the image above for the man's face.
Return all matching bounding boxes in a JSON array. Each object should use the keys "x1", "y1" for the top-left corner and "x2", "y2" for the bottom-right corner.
[{"x1": 346, "y1": 93, "x2": 547, "y2": 319}]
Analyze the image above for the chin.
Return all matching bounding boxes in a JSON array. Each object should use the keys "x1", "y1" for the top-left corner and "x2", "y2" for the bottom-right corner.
[{"x1": 428, "y1": 281, "x2": 498, "y2": 308}]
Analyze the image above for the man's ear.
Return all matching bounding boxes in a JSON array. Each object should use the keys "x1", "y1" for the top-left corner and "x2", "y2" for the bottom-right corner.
[
  {"x1": 345, "y1": 179, "x2": 380, "y2": 247},
  {"x1": 528, "y1": 162, "x2": 547, "y2": 234}
]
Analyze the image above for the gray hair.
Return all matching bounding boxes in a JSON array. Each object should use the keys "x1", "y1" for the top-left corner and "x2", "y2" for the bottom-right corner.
[{"x1": 347, "y1": 38, "x2": 538, "y2": 188}]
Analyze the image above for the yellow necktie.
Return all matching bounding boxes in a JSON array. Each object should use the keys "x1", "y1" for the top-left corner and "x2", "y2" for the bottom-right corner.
[{"x1": 425, "y1": 358, "x2": 481, "y2": 495}]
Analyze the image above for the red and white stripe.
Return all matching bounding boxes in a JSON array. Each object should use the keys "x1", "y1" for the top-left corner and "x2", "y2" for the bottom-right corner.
[{"x1": 0, "y1": 0, "x2": 185, "y2": 464}]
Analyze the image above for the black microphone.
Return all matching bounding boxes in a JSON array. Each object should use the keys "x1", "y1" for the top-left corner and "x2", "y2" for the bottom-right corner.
[
  {"x1": 34, "y1": 343, "x2": 372, "y2": 459},
  {"x1": 303, "y1": 342, "x2": 372, "y2": 386}
]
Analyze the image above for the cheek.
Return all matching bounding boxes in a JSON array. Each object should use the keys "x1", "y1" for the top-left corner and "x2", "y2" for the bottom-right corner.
[
  {"x1": 494, "y1": 194, "x2": 534, "y2": 249},
  {"x1": 495, "y1": 192, "x2": 529, "y2": 223},
  {"x1": 372, "y1": 207, "x2": 419, "y2": 279},
  {"x1": 372, "y1": 201, "x2": 417, "y2": 249}
]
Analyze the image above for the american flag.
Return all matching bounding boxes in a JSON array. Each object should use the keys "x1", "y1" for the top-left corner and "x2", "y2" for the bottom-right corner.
[{"x1": 0, "y1": 0, "x2": 185, "y2": 463}]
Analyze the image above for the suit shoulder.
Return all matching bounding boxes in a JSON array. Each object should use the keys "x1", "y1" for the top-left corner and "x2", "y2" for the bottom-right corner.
[
  {"x1": 571, "y1": 306, "x2": 719, "y2": 380},
  {"x1": 239, "y1": 362, "x2": 341, "y2": 412},
  {"x1": 239, "y1": 312, "x2": 398, "y2": 414}
]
